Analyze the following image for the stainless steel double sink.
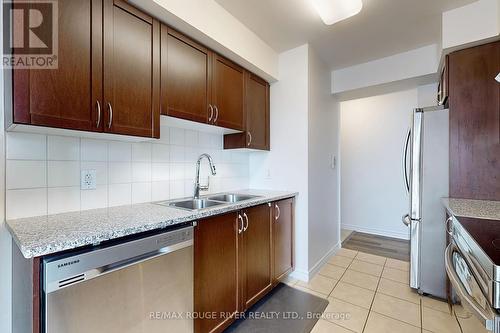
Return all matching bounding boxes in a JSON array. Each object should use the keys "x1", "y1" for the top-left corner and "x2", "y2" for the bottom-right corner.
[{"x1": 155, "y1": 193, "x2": 261, "y2": 211}]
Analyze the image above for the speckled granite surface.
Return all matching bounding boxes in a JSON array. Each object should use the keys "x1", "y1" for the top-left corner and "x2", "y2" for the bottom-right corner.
[
  {"x1": 442, "y1": 198, "x2": 500, "y2": 220},
  {"x1": 7, "y1": 190, "x2": 297, "y2": 258}
]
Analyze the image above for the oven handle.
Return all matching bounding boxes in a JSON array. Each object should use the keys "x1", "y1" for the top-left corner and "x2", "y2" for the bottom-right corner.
[{"x1": 445, "y1": 243, "x2": 496, "y2": 332}]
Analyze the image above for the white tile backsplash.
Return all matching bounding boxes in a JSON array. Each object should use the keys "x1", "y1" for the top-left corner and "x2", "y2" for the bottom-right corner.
[
  {"x1": 6, "y1": 160, "x2": 46, "y2": 189},
  {"x1": 6, "y1": 128, "x2": 250, "y2": 218},
  {"x1": 48, "y1": 136, "x2": 80, "y2": 161},
  {"x1": 6, "y1": 188, "x2": 47, "y2": 219},
  {"x1": 48, "y1": 161, "x2": 80, "y2": 187},
  {"x1": 81, "y1": 139, "x2": 107, "y2": 161},
  {"x1": 6, "y1": 132, "x2": 46, "y2": 160},
  {"x1": 48, "y1": 187, "x2": 80, "y2": 214}
]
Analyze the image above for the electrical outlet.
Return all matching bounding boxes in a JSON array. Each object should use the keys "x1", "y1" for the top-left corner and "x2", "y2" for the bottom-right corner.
[{"x1": 81, "y1": 170, "x2": 97, "y2": 190}]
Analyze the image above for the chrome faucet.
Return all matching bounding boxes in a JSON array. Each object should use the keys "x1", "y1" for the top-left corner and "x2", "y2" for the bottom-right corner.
[{"x1": 194, "y1": 153, "x2": 217, "y2": 199}]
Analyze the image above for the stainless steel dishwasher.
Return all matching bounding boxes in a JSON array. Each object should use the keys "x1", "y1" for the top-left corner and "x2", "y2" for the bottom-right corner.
[{"x1": 42, "y1": 224, "x2": 194, "y2": 333}]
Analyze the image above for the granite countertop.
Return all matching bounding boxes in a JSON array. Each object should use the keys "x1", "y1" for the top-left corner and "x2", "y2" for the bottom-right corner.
[
  {"x1": 7, "y1": 189, "x2": 297, "y2": 259},
  {"x1": 442, "y1": 198, "x2": 500, "y2": 220}
]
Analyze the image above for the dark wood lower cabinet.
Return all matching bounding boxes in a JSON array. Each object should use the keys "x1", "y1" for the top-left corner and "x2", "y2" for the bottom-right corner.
[
  {"x1": 273, "y1": 198, "x2": 294, "y2": 282},
  {"x1": 195, "y1": 200, "x2": 294, "y2": 333},
  {"x1": 239, "y1": 204, "x2": 273, "y2": 310},
  {"x1": 194, "y1": 213, "x2": 239, "y2": 333}
]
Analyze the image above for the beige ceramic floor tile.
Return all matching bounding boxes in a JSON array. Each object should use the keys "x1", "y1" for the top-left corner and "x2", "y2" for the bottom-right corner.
[
  {"x1": 349, "y1": 260, "x2": 383, "y2": 277},
  {"x1": 381, "y1": 266, "x2": 409, "y2": 284},
  {"x1": 323, "y1": 298, "x2": 369, "y2": 333},
  {"x1": 364, "y1": 311, "x2": 421, "y2": 333},
  {"x1": 371, "y1": 293, "x2": 421, "y2": 327},
  {"x1": 311, "y1": 319, "x2": 355, "y2": 333},
  {"x1": 377, "y1": 278, "x2": 420, "y2": 304},
  {"x1": 355, "y1": 252, "x2": 387, "y2": 266},
  {"x1": 385, "y1": 258, "x2": 410, "y2": 271},
  {"x1": 293, "y1": 285, "x2": 328, "y2": 299},
  {"x1": 319, "y1": 263, "x2": 347, "y2": 280},
  {"x1": 337, "y1": 248, "x2": 358, "y2": 259},
  {"x1": 297, "y1": 275, "x2": 338, "y2": 296},
  {"x1": 340, "y1": 270, "x2": 379, "y2": 291},
  {"x1": 422, "y1": 306, "x2": 461, "y2": 333},
  {"x1": 329, "y1": 255, "x2": 354, "y2": 268},
  {"x1": 330, "y1": 281, "x2": 375, "y2": 309},
  {"x1": 422, "y1": 296, "x2": 452, "y2": 314}
]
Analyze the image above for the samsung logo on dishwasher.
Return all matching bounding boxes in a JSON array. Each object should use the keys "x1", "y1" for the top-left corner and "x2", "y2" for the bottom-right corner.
[{"x1": 57, "y1": 259, "x2": 80, "y2": 269}]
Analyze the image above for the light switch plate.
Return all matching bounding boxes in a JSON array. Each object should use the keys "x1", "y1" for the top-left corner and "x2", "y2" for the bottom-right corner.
[{"x1": 81, "y1": 169, "x2": 97, "y2": 190}]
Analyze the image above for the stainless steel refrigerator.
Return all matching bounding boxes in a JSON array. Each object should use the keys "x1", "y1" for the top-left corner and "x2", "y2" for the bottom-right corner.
[{"x1": 402, "y1": 105, "x2": 449, "y2": 298}]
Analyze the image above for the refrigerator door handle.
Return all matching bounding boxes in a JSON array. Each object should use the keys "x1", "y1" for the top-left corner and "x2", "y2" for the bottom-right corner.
[{"x1": 402, "y1": 128, "x2": 411, "y2": 193}]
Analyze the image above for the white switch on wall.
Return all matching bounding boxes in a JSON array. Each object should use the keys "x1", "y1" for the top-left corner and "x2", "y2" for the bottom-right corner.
[
  {"x1": 81, "y1": 170, "x2": 97, "y2": 190},
  {"x1": 330, "y1": 155, "x2": 337, "y2": 170}
]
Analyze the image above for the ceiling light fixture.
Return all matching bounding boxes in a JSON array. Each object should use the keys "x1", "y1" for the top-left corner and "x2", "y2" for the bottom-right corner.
[{"x1": 311, "y1": 0, "x2": 363, "y2": 25}]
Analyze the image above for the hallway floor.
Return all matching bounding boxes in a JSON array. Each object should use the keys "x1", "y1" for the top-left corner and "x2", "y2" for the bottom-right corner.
[{"x1": 283, "y1": 248, "x2": 487, "y2": 333}]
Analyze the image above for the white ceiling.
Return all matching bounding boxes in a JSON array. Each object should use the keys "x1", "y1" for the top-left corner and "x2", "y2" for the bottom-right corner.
[{"x1": 215, "y1": 0, "x2": 477, "y2": 70}]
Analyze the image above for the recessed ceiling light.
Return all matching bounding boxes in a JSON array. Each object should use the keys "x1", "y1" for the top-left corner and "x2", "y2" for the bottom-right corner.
[{"x1": 311, "y1": 0, "x2": 363, "y2": 25}]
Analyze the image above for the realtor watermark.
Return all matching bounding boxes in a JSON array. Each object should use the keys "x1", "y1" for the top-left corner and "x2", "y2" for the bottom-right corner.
[
  {"x1": 149, "y1": 311, "x2": 351, "y2": 321},
  {"x1": 2, "y1": 0, "x2": 58, "y2": 69}
]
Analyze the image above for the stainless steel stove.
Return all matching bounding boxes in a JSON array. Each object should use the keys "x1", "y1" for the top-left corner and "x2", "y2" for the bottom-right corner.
[{"x1": 445, "y1": 215, "x2": 500, "y2": 332}]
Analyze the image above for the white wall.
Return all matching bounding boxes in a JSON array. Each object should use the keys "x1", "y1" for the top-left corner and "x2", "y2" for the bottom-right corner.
[
  {"x1": 332, "y1": 44, "x2": 440, "y2": 94},
  {"x1": 442, "y1": 0, "x2": 500, "y2": 49},
  {"x1": 130, "y1": 0, "x2": 279, "y2": 81},
  {"x1": 5, "y1": 130, "x2": 250, "y2": 219},
  {"x1": 307, "y1": 48, "x2": 340, "y2": 272},
  {"x1": 340, "y1": 89, "x2": 418, "y2": 239},
  {"x1": 249, "y1": 45, "x2": 310, "y2": 279}
]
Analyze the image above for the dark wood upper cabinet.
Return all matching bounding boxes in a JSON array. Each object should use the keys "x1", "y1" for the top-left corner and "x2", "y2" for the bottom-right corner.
[
  {"x1": 10, "y1": 0, "x2": 159, "y2": 139},
  {"x1": 161, "y1": 27, "x2": 211, "y2": 124},
  {"x1": 12, "y1": 0, "x2": 102, "y2": 132},
  {"x1": 194, "y1": 213, "x2": 239, "y2": 333},
  {"x1": 273, "y1": 198, "x2": 294, "y2": 282},
  {"x1": 239, "y1": 204, "x2": 272, "y2": 310},
  {"x1": 103, "y1": 0, "x2": 160, "y2": 138},
  {"x1": 449, "y1": 41, "x2": 500, "y2": 200},
  {"x1": 224, "y1": 72, "x2": 270, "y2": 150},
  {"x1": 211, "y1": 55, "x2": 245, "y2": 130}
]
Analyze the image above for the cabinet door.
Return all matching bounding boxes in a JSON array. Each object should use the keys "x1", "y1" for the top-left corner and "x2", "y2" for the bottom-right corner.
[
  {"x1": 273, "y1": 198, "x2": 294, "y2": 282},
  {"x1": 12, "y1": 0, "x2": 102, "y2": 131},
  {"x1": 211, "y1": 55, "x2": 245, "y2": 130},
  {"x1": 245, "y1": 73, "x2": 270, "y2": 150},
  {"x1": 241, "y1": 204, "x2": 272, "y2": 310},
  {"x1": 161, "y1": 27, "x2": 211, "y2": 124},
  {"x1": 103, "y1": 0, "x2": 160, "y2": 138},
  {"x1": 195, "y1": 213, "x2": 239, "y2": 333}
]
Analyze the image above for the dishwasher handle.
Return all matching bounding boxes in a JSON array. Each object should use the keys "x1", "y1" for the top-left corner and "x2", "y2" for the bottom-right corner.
[
  {"x1": 99, "y1": 239, "x2": 192, "y2": 276},
  {"x1": 444, "y1": 243, "x2": 497, "y2": 332}
]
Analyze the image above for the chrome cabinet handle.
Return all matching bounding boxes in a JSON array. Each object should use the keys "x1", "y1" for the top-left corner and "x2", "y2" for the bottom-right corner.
[
  {"x1": 107, "y1": 103, "x2": 113, "y2": 129},
  {"x1": 402, "y1": 128, "x2": 411, "y2": 193},
  {"x1": 208, "y1": 104, "x2": 214, "y2": 122},
  {"x1": 445, "y1": 216, "x2": 453, "y2": 236},
  {"x1": 214, "y1": 106, "x2": 219, "y2": 123},
  {"x1": 243, "y1": 212, "x2": 249, "y2": 232},
  {"x1": 247, "y1": 132, "x2": 252, "y2": 147},
  {"x1": 275, "y1": 204, "x2": 280, "y2": 220},
  {"x1": 96, "y1": 101, "x2": 101, "y2": 128},
  {"x1": 238, "y1": 214, "x2": 244, "y2": 234},
  {"x1": 402, "y1": 214, "x2": 411, "y2": 226}
]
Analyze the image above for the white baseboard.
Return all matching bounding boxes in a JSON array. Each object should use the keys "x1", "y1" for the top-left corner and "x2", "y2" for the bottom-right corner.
[
  {"x1": 289, "y1": 269, "x2": 309, "y2": 282},
  {"x1": 306, "y1": 242, "x2": 341, "y2": 281},
  {"x1": 342, "y1": 223, "x2": 410, "y2": 240}
]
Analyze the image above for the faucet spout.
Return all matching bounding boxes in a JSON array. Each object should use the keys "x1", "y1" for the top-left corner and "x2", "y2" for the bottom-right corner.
[{"x1": 194, "y1": 154, "x2": 217, "y2": 199}]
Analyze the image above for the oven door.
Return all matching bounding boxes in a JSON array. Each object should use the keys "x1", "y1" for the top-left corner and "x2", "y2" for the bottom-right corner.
[{"x1": 445, "y1": 243, "x2": 500, "y2": 332}]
